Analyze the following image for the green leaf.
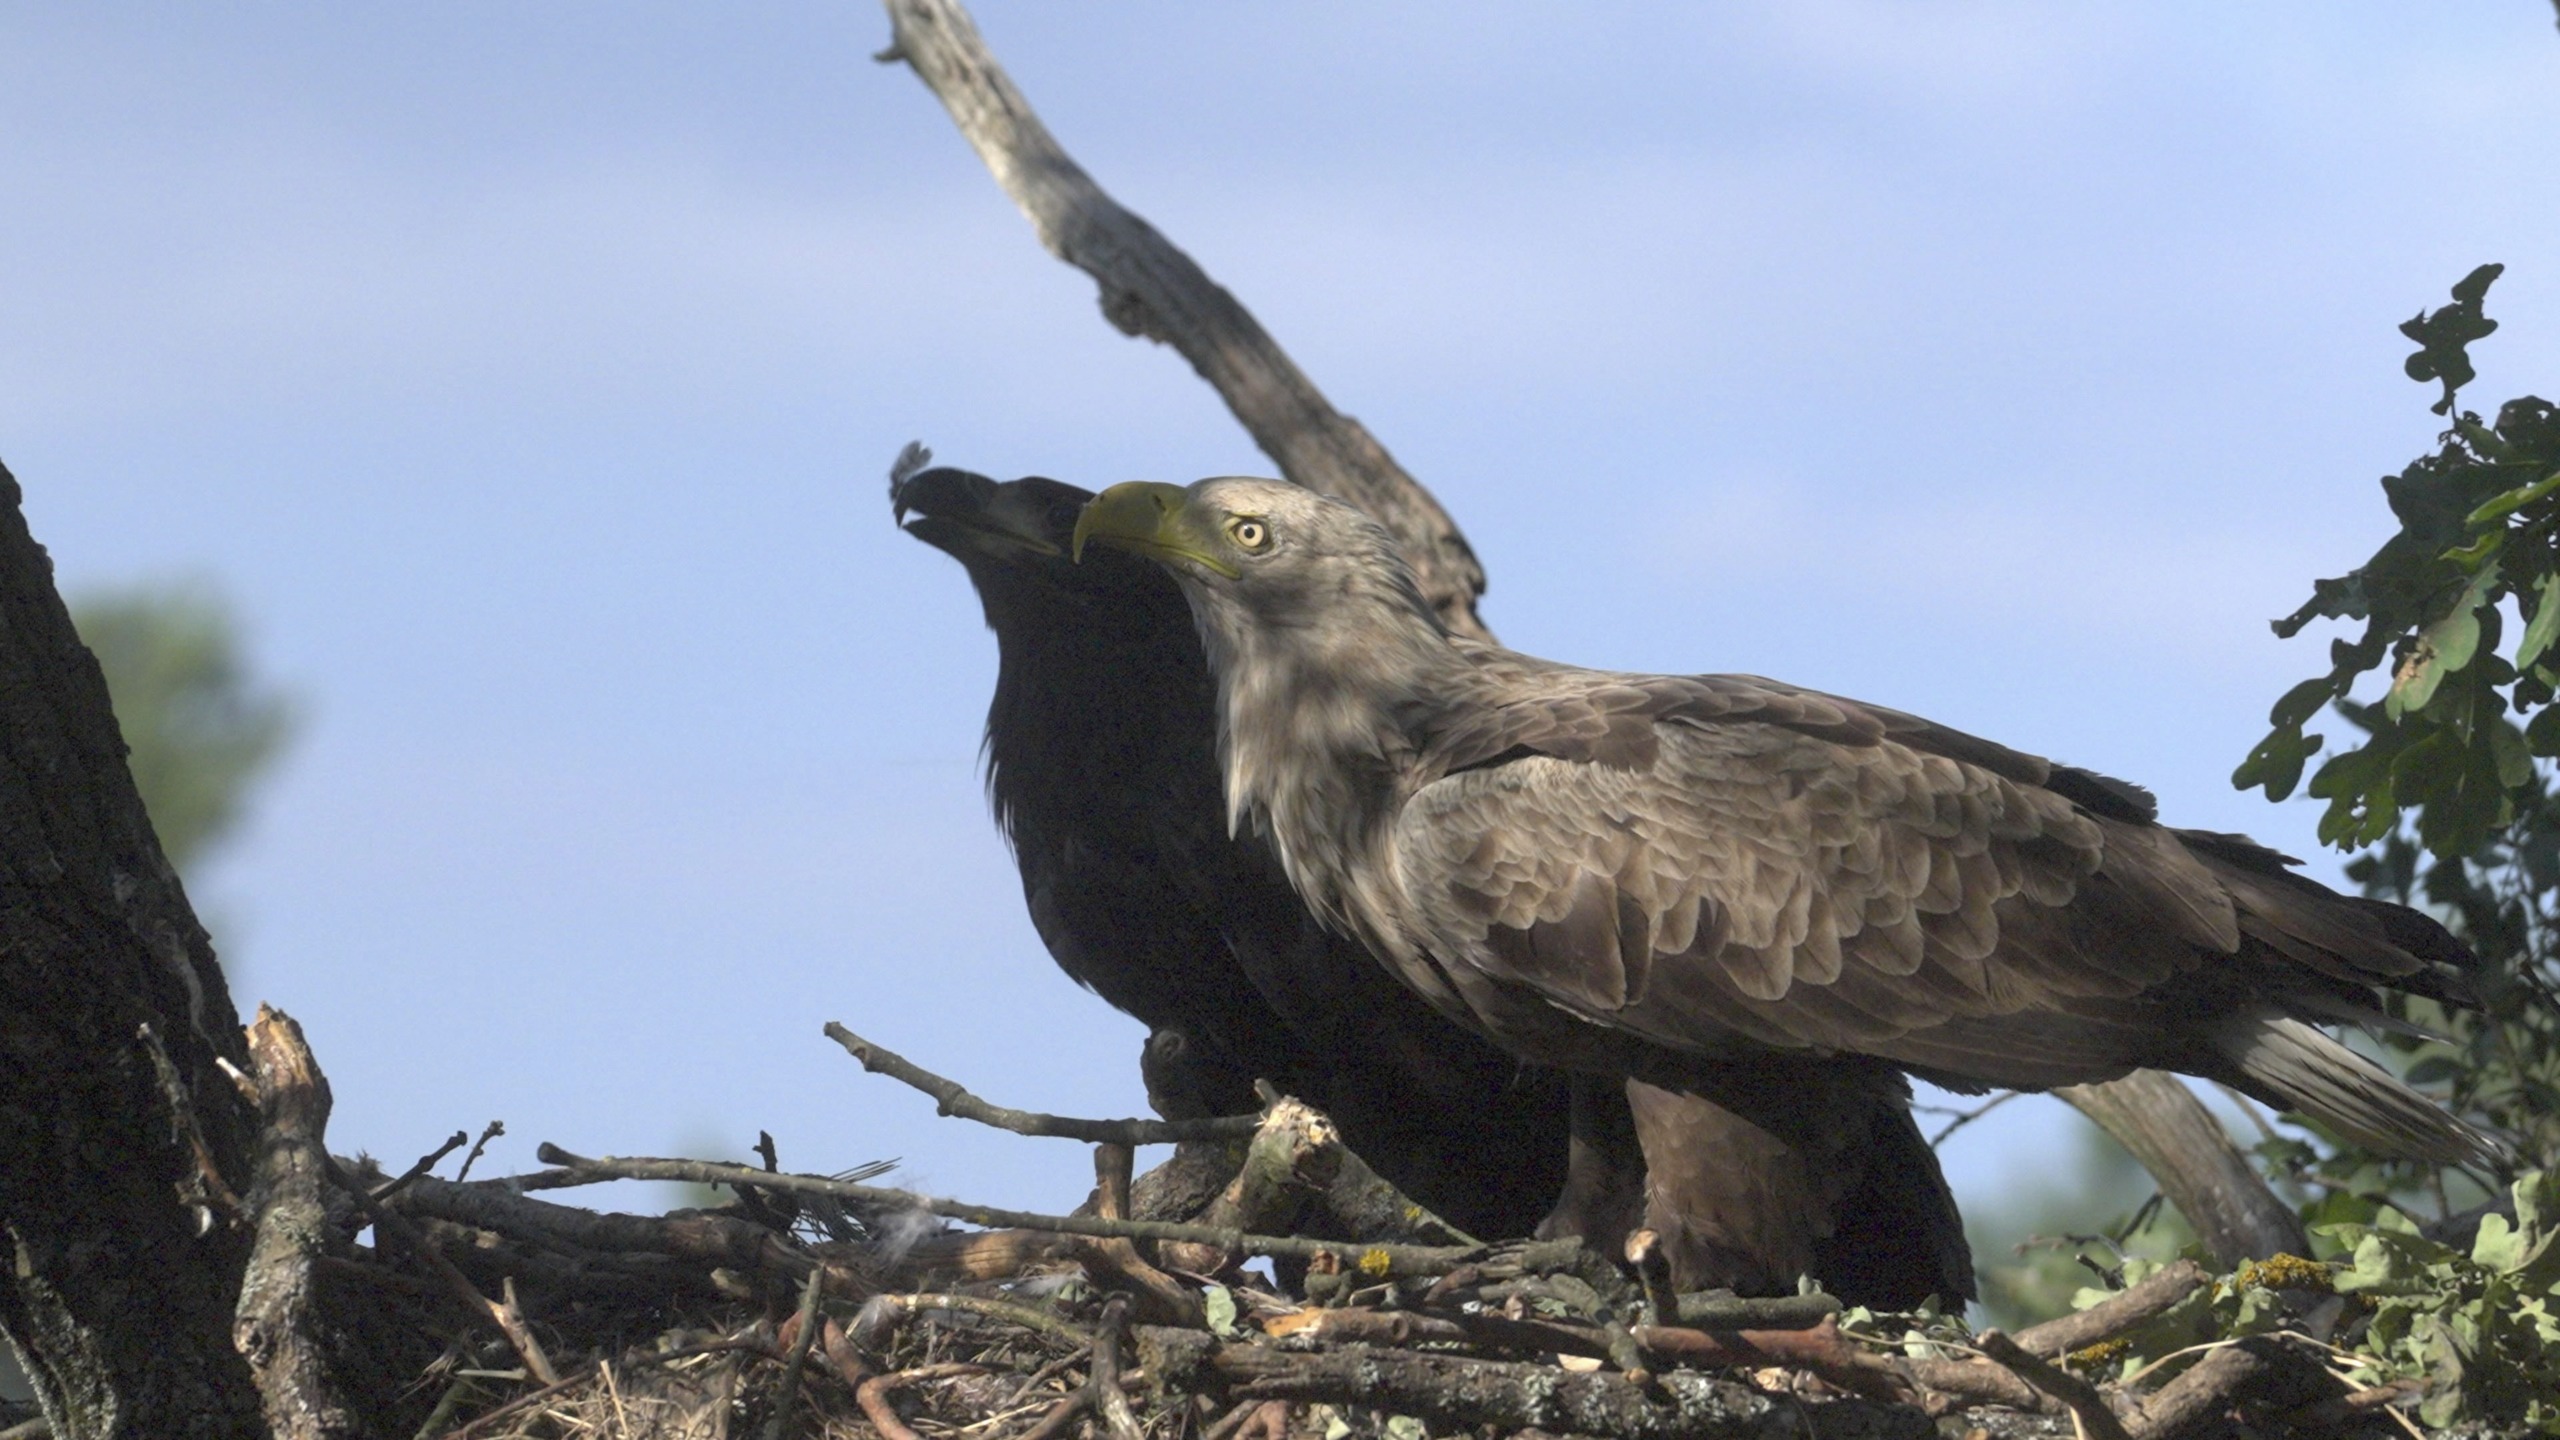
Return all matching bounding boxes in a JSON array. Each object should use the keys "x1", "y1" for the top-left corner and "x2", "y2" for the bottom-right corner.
[
  {"x1": 2233, "y1": 725, "x2": 2323, "y2": 801},
  {"x1": 2475, "y1": 1214, "x2": 2529, "y2": 1273},
  {"x1": 2521, "y1": 571, "x2": 2560, "y2": 672},
  {"x1": 2493, "y1": 718, "x2": 2537, "y2": 789},
  {"x1": 2466, "y1": 464, "x2": 2560, "y2": 528},
  {"x1": 2388, "y1": 601, "x2": 2484, "y2": 718},
  {"x1": 1202, "y1": 1284, "x2": 1238, "y2": 1337},
  {"x1": 2443, "y1": 529, "x2": 2503, "y2": 566},
  {"x1": 2268, "y1": 676, "x2": 2340, "y2": 731},
  {"x1": 2457, "y1": 417, "x2": 2514, "y2": 462}
]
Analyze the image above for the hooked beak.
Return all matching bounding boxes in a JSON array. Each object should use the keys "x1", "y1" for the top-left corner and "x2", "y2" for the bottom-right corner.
[
  {"x1": 894, "y1": 467, "x2": 1065, "y2": 558},
  {"x1": 1072, "y1": 481, "x2": 1239, "y2": 578}
]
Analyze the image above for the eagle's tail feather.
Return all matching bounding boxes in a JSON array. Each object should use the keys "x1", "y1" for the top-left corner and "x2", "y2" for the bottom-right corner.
[{"x1": 2215, "y1": 1015, "x2": 2505, "y2": 1168}]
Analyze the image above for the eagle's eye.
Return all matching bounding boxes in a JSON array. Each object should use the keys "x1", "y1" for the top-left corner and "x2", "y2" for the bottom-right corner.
[{"x1": 1228, "y1": 517, "x2": 1272, "y2": 553}]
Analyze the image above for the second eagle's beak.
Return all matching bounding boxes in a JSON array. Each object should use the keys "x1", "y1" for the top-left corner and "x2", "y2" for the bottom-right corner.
[{"x1": 1072, "y1": 481, "x2": 1239, "y2": 577}]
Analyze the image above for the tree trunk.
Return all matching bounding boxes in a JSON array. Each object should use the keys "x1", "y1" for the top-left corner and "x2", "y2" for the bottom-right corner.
[{"x1": 0, "y1": 456, "x2": 266, "y2": 1437}]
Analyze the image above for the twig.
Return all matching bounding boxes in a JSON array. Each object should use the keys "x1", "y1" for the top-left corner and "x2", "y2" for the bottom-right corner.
[
  {"x1": 762, "y1": 1265, "x2": 827, "y2": 1440},
  {"x1": 1014, "y1": 1392, "x2": 1089, "y2": 1440},
  {"x1": 372, "y1": 1130, "x2": 468, "y2": 1202},
  {"x1": 325, "y1": 1156, "x2": 560, "y2": 1386},
  {"x1": 858, "y1": 1363, "x2": 985, "y2": 1440},
  {"x1": 231, "y1": 1006, "x2": 362, "y2": 1440},
  {"x1": 2012, "y1": 1259, "x2": 2207, "y2": 1359},
  {"x1": 1077, "y1": 1142, "x2": 1205, "y2": 1325},
  {"x1": 826, "y1": 1023, "x2": 1261, "y2": 1143},
  {"x1": 390, "y1": 1170, "x2": 830, "y2": 1292},
  {"x1": 858, "y1": 1293, "x2": 1094, "y2": 1347},
  {"x1": 1926, "y1": 1089, "x2": 2022, "y2": 1148},
  {"x1": 536, "y1": 1144, "x2": 1534, "y2": 1276},
  {"x1": 1632, "y1": 1317, "x2": 1917, "y2": 1406},
  {"x1": 1671, "y1": 1292, "x2": 1840, "y2": 1331},
  {"x1": 453, "y1": 1121, "x2": 505, "y2": 1184},
  {"x1": 1089, "y1": 1299, "x2": 1148, "y2": 1440},
  {"x1": 1136, "y1": 1325, "x2": 1907, "y2": 1439},
  {"x1": 873, "y1": 0, "x2": 1491, "y2": 637},
  {"x1": 1974, "y1": 1330, "x2": 2133, "y2": 1440}
]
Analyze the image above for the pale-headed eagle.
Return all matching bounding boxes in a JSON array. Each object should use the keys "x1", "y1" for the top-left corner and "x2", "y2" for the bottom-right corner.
[
  {"x1": 1071, "y1": 477, "x2": 2500, "y2": 1197},
  {"x1": 894, "y1": 449, "x2": 1971, "y2": 1303}
]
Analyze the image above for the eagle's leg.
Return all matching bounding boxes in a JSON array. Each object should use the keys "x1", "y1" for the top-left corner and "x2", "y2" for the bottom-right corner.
[{"x1": 1533, "y1": 1075, "x2": 1650, "y2": 1258}]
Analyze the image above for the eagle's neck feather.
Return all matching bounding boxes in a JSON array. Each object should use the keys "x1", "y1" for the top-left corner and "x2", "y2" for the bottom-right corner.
[{"x1": 1192, "y1": 582, "x2": 1459, "y2": 956}]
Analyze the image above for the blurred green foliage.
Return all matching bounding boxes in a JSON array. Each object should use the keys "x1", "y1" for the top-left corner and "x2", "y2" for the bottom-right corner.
[
  {"x1": 69, "y1": 581, "x2": 293, "y2": 871},
  {"x1": 1966, "y1": 1111, "x2": 2199, "y2": 1329}
]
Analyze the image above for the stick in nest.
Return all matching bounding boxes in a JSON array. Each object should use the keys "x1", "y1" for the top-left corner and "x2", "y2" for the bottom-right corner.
[{"x1": 826, "y1": 1022, "x2": 1261, "y2": 1145}]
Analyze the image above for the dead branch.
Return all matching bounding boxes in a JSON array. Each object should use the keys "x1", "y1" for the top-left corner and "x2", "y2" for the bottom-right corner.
[
  {"x1": 453, "y1": 1121, "x2": 504, "y2": 1184},
  {"x1": 1633, "y1": 1317, "x2": 1919, "y2": 1407},
  {"x1": 827, "y1": 1022, "x2": 1261, "y2": 1144},
  {"x1": 230, "y1": 1006, "x2": 361, "y2": 1440},
  {"x1": 760, "y1": 1267, "x2": 826, "y2": 1440},
  {"x1": 1080, "y1": 1142, "x2": 1206, "y2": 1324},
  {"x1": 875, "y1": 0, "x2": 1492, "y2": 638},
  {"x1": 1133, "y1": 1325, "x2": 1913, "y2": 1440},
  {"x1": 1974, "y1": 1330, "x2": 2134, "y2": 1440},
  {"x1": 855, "y1": 1293, "x2": 1092, "y2": 1348},
  {"x1": 1669, "y1": 1291, "x2": 1840, "y2": 1331},
  {"x1": 389, "y1": 1171, "x2": 834, "y2": 1294},
  {"x1": 1263, "y1": 1306, "x2": 1613, "y2": 1359},
  {"x1": 535, "y1": 1144, "x2": 1535, "y2": 1276},
  {"x1": 372, "y1": 1130, "x2": 468, "y2": 1203},
  {"x1": 1311, "y1": 1149, "x2": 1483, "y2": 1251},
  {"x1": 856, "y1": 1363, "x2": 985, "y2": 1440},
  {"x1": 1089, "y1": 1299, "x2": 1148, "y2": 1440},
  {"x1": 1899, "y1": 1357, "x2": 2057, "y2": 1415},
  {"x1": 2055, "y1": 1072, "x2": 2310, "y2": 1267},
  {"x1": 325, "y1": 1157, "x2": 560, "y2": 1386},
  {"x1": 2012, "y1": 1258, "x2": 2208, "y2": 1359},
  {"x1": 2119, "y1": 1335, "x2": 2340, "y2": 1440},
  {"x1": 1158, "y1": 1098, "x2": 1338, "y2": 1273}
]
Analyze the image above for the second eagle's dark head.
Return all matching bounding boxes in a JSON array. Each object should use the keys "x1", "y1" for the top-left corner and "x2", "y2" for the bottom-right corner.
[{"x1": 892, "y1": 443, "x2": 1164, "y2": 606}]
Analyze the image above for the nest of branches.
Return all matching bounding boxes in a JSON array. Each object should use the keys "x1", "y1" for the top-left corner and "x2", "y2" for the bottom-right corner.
[{"x1": 192, "y1": 1007, "x2": 2456, "y2": 1440}]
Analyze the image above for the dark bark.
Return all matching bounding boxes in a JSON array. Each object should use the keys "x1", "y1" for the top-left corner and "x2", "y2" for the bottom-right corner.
[
  {"x1": 0, "y1": 457, "x2": 265, "y2": 1437},
  {"x1": 233, "y1": 1007, "x2": 361, "y2": 1439}
]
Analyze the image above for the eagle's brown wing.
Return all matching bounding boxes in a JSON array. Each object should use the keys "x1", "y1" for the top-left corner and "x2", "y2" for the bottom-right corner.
[{"x1": 1397, "y1": 671, "x2": 2448, "y2": 1095}]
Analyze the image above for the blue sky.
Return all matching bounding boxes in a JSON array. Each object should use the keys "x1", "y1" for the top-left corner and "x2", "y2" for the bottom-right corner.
[{"x1": 3, "y1": 3, "x2": 2555, "y2": 1224}]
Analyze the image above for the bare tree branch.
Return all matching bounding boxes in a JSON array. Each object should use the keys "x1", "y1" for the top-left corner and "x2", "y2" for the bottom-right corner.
[
  {"x1": 827, "y1": 1022, "x2": 1261, "y2": 1144},
  {"x1": 2055, "y1": 1073, "x2": 2310, "y2": 1267},
  {"x1": 877, "y1": 0, "x2": 1492, "y2": 640}
]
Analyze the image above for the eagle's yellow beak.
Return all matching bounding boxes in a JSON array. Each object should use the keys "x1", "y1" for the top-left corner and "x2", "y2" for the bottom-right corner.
[{"x1": 1072, "y1": 481, "x2": 1239, "y2": 578}]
